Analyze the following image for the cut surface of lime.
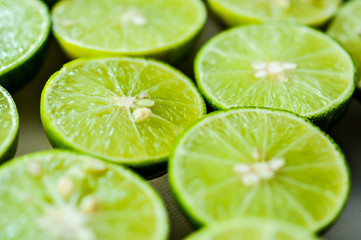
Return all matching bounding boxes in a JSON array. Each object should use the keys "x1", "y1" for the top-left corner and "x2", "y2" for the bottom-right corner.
[
  {"x1": 0, "y1": 150, "x2": 169, "y2": 240},
  {"x1": 186, "y1": 218, "x2": 320, "y2": 240},
  {"x1": 327, "y1": 0, "x2": 361, "y2": 91},
  {"x1": 0, "y1": 0, "x2": 50, "y2": 91},
  {"x1": 207, "y1": 0, "x2": 340, "y2": 27},
  {"x1": 40, "y1": 57, "x2": 205, "y2": 175},
  {"x1": 169, "y1": 108, "x2": 349, "y2": 232},
  {"x1": 195, "y1": 23, "x2": 355, "y2": 129},
  {"x1": 0, "y1": 86, "x2": 18, "y2": 162},
  {"x1": 52, "y1": 0, "x2": 206, "y2": 62}
]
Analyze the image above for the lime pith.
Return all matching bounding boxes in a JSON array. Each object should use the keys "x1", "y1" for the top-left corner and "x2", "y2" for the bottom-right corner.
[
  {"x1": 186, "y1": 218, "x2": 320, "y2": 240},
  {"x1": 0, "y1": 0, "x2": 50, "y2": 91},
  {"x1": 327, "y1": 0, "x2": 361, "y2": 92},
  {"x1": 195, "y1": 23, "x2": 355, "y2": 129},
  {"x1": 170, "y1": 108, "x2": 349, "y2": 232},
  {"x1": 0, "y1": 86, "x2": 19, "y2": 162},
  {"x1": 0, "y1": 150, "x2": 169, "y2": 240},
  {"x1": 41, "y1": 57, "x2": 205, "y2": 177},
  {"x1": 52, "y1": 0, "x2": 206, "y2": 63},
  {"x1": 207, "y1": 0, "x2": 341, "y2": 27}
]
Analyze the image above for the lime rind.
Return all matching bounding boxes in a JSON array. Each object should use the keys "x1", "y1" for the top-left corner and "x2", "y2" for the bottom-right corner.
[
  {"x1": 0, "y1": 0, "x2": 50, "y2": 91},
  {"x1": 0, "y1": 149, "x2": 169, "y2": 240},
  {"x1": 169, "y1": 107, "x2": 350, "y2": 231},
  {"x1": 41, "y1": 57, "x2": 206, "y2": 176},
  {"x1": 195, "y1": 23, "x2": 355, "y2": 129},
  {"x1": 186, "y1": 217, "x2": 321, "y2": 240},
  {"x1": 207, "y1": 0, "x2": 341, "y2": 27},
  {"x1": 51, "y1": 0, "x2": 207, "y2": 63},
  {"x1": 0, "y1": 86, "x2": 19, "y2": 162}
]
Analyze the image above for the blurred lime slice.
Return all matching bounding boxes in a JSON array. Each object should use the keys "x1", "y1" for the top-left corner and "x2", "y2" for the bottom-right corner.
[
  {"x1": 0, "y1": 0, "x2": 50, "y2": 91},
  {"x1": 170, "y1": 108, "x2": 349, "y2": 231},
  {"x1": 208, "y1": 0, "x2": 341, "y2": 27},
  {"x1": 52, "y1": 0, "x2": 206, "y2": 63},
  {"x1": 41, "y1": 57, "x2": 205, "y2": 178},
  {"x1": 0, "y1": 150, "x2": 169, "y2": 240}
]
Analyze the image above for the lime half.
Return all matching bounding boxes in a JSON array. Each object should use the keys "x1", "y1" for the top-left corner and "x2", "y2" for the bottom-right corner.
[
  {"x1": 170, "y1": 108, "x2": 349, "y2": 232},
  {"x1": 41, "y1": 57, "x2": 205, "y2": 178},
  {"x1": 0, "y1": 0, "x2": 50, "y2": 91},
  {"x1": 0, "y1": 86, "x2": 18, "y2": 162},
  {"x1": 207, "y1": 0, "x2": 340, "y2": 27},
  {"x1": 52, "y1": 0, "x2": 206, "y2": 63},
  {"x1": 186, "y1": 218, "x2": 320, "y2": 240},
  {"x1": 327, "y1": 0, "x2": 361, "y2": 92},
  {"x1": 195, "y1": 23, "x2": 355, "y2": 129},
  {"x1": 0, "y1": 150, "x2": 168, "y2": 240}
]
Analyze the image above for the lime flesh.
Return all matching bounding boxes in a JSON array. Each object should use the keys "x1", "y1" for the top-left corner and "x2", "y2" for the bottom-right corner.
[
  {"x1": 186, "y1": 218, "x2": 320, "y2": 240},
  {"x1": 170, "y1": 108, "x2": 349, "y2": 232},
  {"x1": 207, "y1": 0, "x2": 341, "y2": 27},
  {"x1": 0, "y1": 150, "x2": 169, "y2": 240},
  {"x1": 327, "y1": 0, "x2": 361, "y2": 91},
  {"x1": 195, "y1": 23, "x2": 355, "y2": 129},
  {"x1": 0, "y1": 86, "x2": 18, "y2": 162},
  {"x1": 0, "y1": 0, "x2": 50, "y2": 91},
  {"x1": 40, "y1": 57, "x2": 205, "y2": 175},
  {"x1": 52, "y1": 0, "x2": 206, "y2": 62}
]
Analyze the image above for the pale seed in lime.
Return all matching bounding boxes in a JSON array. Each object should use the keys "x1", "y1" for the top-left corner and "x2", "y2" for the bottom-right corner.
[
  {"x1": 0, "y1": 0, "x2": 50, "y2": 91},
  {"x1": 40, "y1": 57, "x2": 205, "y2": 178},
  {"x1": 51, "y1": 0, "x2": 206, "y2": 63},
  {"x1": 169, "y1": 108, "x2": 349, "y2": 231},
  {"x1": 0, "y1": 150, "x2": 169, "y2": 240}
]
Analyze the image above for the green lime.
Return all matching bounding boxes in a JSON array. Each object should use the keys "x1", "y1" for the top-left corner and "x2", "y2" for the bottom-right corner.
[
  {"x1": 0, "y1": 150, "x2": 168, "y2": 240},
  {"x1": 0, "y1": 86, "x2": 18, "y2": 162},
  {"x1": 327, "y1": 0, "x2": 361, "y2": 92},
  {"x1": 51, "y1": 0, "x2": 206, "y2": 63},
  {"x1": 40, "y1": 57, "x2": 205, "y2": 178},
  {"x1": 186, "y1": 218, "x2": 320, "y2": 240},
  {"x1": 169, "y1": 108, "x2": 349, "y2": 232},
  {"x1": 207, "y1": 0, "x2": 341, "y2": 27},
  {"x1": 195, "y1": 23, "x2": 355, "y2": 129},
  {"x1": 0, "y1": 0, "x2": 51, "y2": 92}
]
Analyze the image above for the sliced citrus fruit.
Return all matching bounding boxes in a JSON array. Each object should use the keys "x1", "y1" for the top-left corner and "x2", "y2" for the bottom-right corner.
[
  {"x1": 0, "y1": 150, "x2": 168, "y2": 240},
  {"x1": 40, "y1": 57, "x2": 205, "y2": 178},
  {"x1": 327, "y1": 0, "x2": 361, "y2": 92},
  {"x1": 207, "y1": 0, "x2": 341, "y2": 27},
  {"x1": 0, "y1": 86, "x2": 18, "y2": 162},
  {"x1": 0, "y1": 0, "x2": 50, "y2": 91},
  {"x1": 186, "y1": 218, "x2": 320, "y2": 240},
  {"x1": 169, "y1": 108, "x2": 349, "y2": 232},
  {"x1": 195, "y1": 23, "x2": 355, "y2": 129},
  {"x1": 51, "y1": 0, "x2": 206, "y2": 63}
]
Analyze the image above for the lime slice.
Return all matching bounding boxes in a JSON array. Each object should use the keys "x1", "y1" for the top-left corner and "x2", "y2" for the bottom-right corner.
[
  {"x1": 169, "y1": 108, "x2": 349, "y2": 232},
  {"x1": 40, "y1": 57, "x2": 205, "y2": 178},
  {"x1": 207, "y1": 0, "x2": 341, "y2": 27},
  {"x1": 0, "y1": 150, "x2": 168, "y2": 240},
  {"x1": 0, "y1": 0, "x2": 50, "y2": 91},
  {"x1": 195, "y1": 23, "x2": 355, "y2": 129},
  {"x1": 51, "y1": 0, "x2": 206, "y2": 63},
  {"x1": 0, "y1": 86, "x2": 18, "y2": 162},
  {"x1": 327, "y1": 0, "x2": 361, "y2": 92},
  {"x1": 186, "y1": 218, "x2": 320, "y2": 240}
]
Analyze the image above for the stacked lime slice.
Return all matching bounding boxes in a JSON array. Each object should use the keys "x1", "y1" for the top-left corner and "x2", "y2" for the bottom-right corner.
[
  {"x1": 41, "y1": 57, "x2": 205, "y2": 178},
  {"x1": 0, "y1": 0, "x2": 50, "y2": 91},
  {"x1": 207, "y1": 0, "x2": 341, "y2": 27},
  {"x1": 195, "y1": 23, "x2": 355, "y2": 129},
  {"x1": 170, "y1": 108, "x2": 349, "y2": 231},
  {"x1": 186, "y1": 218, "x2": 320, "y2": 240},
  {"x1": 52, "y1": 0, "x2": 206, "y2": 63},
  {"x1": 327, "y1": 0, "x2": 361, "y2": 92},
  {"x1": 0, "y1": 150, "x2": 169, "y2": 240},
  {"x1": 0, "y1": 86, "x2": 18, "y2": 162}
]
